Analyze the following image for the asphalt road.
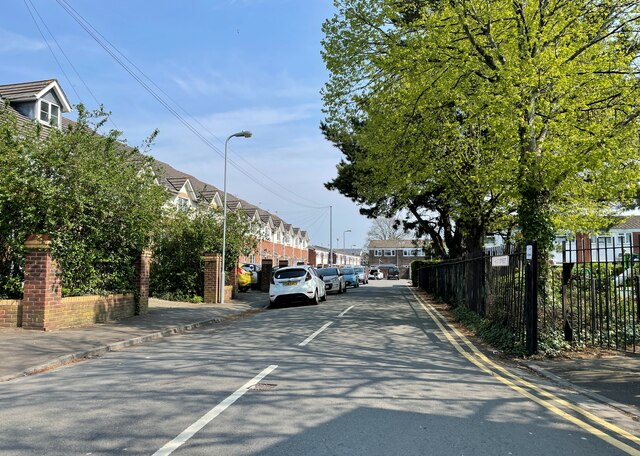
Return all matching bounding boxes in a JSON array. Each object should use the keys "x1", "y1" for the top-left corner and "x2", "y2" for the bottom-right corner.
[{"x1": 1, "y1": 281, "x2": 639, "y2": 455}]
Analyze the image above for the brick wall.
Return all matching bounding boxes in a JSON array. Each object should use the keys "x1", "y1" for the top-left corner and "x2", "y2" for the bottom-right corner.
[
  {"x1": 0, "y1": 299, "x2": 22, "y2": 328},
  {"x1": 45, "y1": 294, "x2": 136, "y2": 330}
]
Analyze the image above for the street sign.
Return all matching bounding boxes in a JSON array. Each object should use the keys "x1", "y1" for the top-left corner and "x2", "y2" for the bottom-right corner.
[{"x1": 491, "y1": 255, "x2": 509, "y2": 267}]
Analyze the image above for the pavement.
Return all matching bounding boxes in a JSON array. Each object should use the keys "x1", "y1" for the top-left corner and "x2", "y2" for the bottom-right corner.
[
  {"x1": 1, "y1": 288, "x2": 638, "y2": 423},
  {"x1": 0, "y1": 291, "x2": 269, "y2": 383}
]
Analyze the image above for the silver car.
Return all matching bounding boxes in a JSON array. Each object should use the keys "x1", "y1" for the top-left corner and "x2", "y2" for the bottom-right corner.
[
  {"x1": 317, "y1": 267, "x2": 347, "y2": 294},
  {"x1": 354, "y1": 266, "x2": 368, "y2": 284}
]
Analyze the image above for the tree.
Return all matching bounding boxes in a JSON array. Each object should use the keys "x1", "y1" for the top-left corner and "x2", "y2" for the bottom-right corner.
[
  {"x1": 367, "y1": 217, "x2": 407, "y2": 241},
  {"x1": 322, "y1": 0, "x2": 640, "y2": 255},
  {"x1": 0, "y1": 104, "x2": 167, "y2": 297}
]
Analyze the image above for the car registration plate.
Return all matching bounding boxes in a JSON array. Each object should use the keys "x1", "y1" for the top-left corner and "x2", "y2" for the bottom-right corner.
[{"x1": 285, "y1": 281, "x2": 297, "y2": 286}]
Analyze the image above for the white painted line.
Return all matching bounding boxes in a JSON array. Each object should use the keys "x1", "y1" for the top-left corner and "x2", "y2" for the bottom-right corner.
[
  {"x1": 153, "y1": 365, "x2": 278, "y2": 456},
  {"x1": 338, "y1": 306, "x2": 354, "y2": 317},
  {"x1": 299, "y1": 322, "x2": 333, "y2": 346}
]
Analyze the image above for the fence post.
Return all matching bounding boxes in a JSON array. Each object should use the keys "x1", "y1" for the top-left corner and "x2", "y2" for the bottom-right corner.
[{"x1": 524, "y1": 241, "x2": 539, "y2": 355}]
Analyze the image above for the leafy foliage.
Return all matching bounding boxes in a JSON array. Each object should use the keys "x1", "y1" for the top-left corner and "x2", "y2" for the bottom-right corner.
[
  {"x1": 150, "y1": 208, "x2": 256, "y2": 300},
  {"x1": 322, "y1": 0, "x2": 640, "y2": 255},
  {"x1": 0, "y1": 105, "x2": 167, "y2": 298}
]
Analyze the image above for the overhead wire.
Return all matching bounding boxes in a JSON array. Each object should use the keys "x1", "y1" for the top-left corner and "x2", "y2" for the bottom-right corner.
[
  {"x1": 54, "y1": 0, "x2": 328, "y2": 210},
  {"x1": 22, "y1": 0, "x2": 81, "y2": 102},
  {"x1": 24, "y1": 0, "x2": 119, "y2": 130}
]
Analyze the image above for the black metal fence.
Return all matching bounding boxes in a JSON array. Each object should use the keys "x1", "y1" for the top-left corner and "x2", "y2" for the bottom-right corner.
[{"x1": 416, "y1": 238, "x2": 640, "y2": 354}]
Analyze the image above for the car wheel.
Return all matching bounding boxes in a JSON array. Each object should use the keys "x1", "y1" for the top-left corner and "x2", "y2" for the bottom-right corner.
[
  {"x1": 338, "y1": 283, "x2": 343, "y2": 294},
  {"x1": 343, "y1": 283, "x2": 347, "y2": 293},
  {"x1": 320, "y1": 289, "x2": 327, "y2": 302},
  {"x1": 310, "y1": 290, "x2": 319, "y2": 305}
]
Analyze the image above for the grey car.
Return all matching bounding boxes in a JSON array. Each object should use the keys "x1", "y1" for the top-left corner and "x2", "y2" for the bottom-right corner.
[{"x1": 317, "y1": 267, "x2": 346, "y2": 294}]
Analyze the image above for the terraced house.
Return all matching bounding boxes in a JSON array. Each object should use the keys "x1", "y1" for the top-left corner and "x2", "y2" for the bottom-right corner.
[{"x1": 0, "y1": 78, "x2": 311, "y2": 267}]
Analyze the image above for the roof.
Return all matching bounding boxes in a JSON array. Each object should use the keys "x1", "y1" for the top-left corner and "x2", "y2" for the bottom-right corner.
[
  {"x1": 0, "y1": 79, "x2": 72, "y2": 112},
  {"x1": 368, "y1": 239, "x2": 429, "y2": 249},
  {"x1": 612, "y1": 216, "x2": 640, "y2": 230}
]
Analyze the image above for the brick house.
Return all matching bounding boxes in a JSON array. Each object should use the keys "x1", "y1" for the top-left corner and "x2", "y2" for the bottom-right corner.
[{"x1": 367, "y1": 239, "x2": 430, "y2": 279}]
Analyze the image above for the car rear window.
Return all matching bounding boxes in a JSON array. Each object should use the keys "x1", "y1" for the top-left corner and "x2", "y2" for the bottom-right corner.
[
  {"x1": 318, "y1": 268, "x2": 338, "y2": 276},
  {"x1": 342, "y1": 268, "x2": 354, "y2": 274},
  {"x1": 274, "y1": 268, "x2": 307, "y2": 279}
]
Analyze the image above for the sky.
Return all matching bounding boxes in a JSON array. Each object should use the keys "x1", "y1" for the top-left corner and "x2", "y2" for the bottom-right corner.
[{"x1": 1, "y1": 0, "x2": 373, "y2": 250}]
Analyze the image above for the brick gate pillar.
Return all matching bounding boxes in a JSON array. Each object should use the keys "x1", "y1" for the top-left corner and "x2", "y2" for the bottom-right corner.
[
  {"x1": 228, "y1": 261, "x2": 238, "y2": 300},
  {"x1": 203, "y1": 254, "x2": 222, "y2": 303},
  {"x1": 134, "y1": 250, "x2": 152, "y2": 315},
  {"x1": 261, "y1": 259, "x2": 273, "y2": 292},
  {"x1": 22, "y1": 234, "x2": 61, "y2": 330}
]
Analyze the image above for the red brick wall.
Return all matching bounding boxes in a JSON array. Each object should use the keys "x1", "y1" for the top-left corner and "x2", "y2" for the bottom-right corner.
[
  {"x1": 45, "y1": 294, "x2": 136, "y2": 330},
  {"x1": 0, "y1": 299, "x2": 22, "y2": 328}
]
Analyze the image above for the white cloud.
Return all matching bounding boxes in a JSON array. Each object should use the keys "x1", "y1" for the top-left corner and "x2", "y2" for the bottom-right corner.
[
  {"x1": 0, "y1": 29, "x2": 45, "y2": 53},
  {"x1": 173, "y1": 69, "x2": 318, "y2": 100}
]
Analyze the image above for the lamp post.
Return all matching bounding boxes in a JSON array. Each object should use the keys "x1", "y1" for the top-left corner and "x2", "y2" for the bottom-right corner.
[
  {"x1": 221, "y1": 130, "x2": 252, "y2": 305},
  {"x1": 343, "y1": 230, "x2": 351, "y2": 265}
]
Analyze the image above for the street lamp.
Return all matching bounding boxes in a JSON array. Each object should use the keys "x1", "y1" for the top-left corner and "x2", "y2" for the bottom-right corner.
[
  {"x1": 221, "y1": 130, "x2": 252, "y2": 305},
  {"x1": 342, "y1": 230, "x2": 351, "y2": 265}
]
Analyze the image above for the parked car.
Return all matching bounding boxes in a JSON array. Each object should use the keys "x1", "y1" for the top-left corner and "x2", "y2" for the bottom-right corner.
[
  {"x1": 387, "y1": 266, "x2": 400, "y2": 280},
  {"x1": 317, "y1": 267, "x2": 346, "y2": 293},
  {"x1": 341, "y1": 267, "x2": 359, "y2": 288},
  {"x1": 269, "y1": 265, "x2": 327, "y2": 305},
  {"x1": 238, "y1": 266, "x2": 252, "y2": 291},
  {"x1": 368, "y1": 268, "x2": 382, "y2": 280},
  {"x1": 240, "y1": 264, "x2": 259, "y2": 288},
  {"x1": 353, "y1": 266, "x2": 368, "y2": 284}
]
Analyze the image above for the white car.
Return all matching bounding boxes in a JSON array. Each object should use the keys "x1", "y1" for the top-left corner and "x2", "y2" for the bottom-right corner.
[{"x1": 269, "y1": 266, "x2": 327, "y2": 305}]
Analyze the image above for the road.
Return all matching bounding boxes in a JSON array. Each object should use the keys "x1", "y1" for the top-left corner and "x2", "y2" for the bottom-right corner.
[{"x1": 1, "y1": 281, "x2": 639, "y2": 455}]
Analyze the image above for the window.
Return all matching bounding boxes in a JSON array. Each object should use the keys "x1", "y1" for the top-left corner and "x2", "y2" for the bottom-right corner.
[
  {"x1": 384, "y1": 249, "x2": 395, "y2": 256},
  {"x1": 176, "y1": 197, "x2": 189, "y2": 211},
  {"x1": 597, "y1": 235, "x2": 612, "y2": 245},
  {"x1": 374, "y1": 249, "x2": 383, "y2": 257},
  {"x1": 416, "y1": 249, "x2": 426, "y2": 257},
  {"x1": 39, "y1": 100, "x2": 60, "y2": 127},
  {"x1": 403, "y1": 249, "x2": 413, "y2": 257},
  {"x1": 618, "y1": 233, "x2": 632, "y2": 245}
]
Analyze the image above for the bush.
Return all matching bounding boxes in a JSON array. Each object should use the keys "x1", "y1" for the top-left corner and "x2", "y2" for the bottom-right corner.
[{"x1": 0, "y1": 105, "x2": 167, "y2": 298}]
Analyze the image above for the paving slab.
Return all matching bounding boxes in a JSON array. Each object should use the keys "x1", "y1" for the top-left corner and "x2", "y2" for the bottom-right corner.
[{"x1": 0, "y1": 291, "x2": 268, "y2": 382}]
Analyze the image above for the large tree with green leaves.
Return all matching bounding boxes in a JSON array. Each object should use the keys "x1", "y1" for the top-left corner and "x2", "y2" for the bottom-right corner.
[
  {"x1": 322, "y1": 0, "x2": 640, "y2": 255},
  {"x1": 0, "y1": 105, "x2": 167, "y2": 297}
]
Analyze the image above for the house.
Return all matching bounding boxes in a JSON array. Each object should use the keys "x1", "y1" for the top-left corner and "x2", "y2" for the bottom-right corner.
[
  {"x1": 367, "y1": 239, "x2": 430, "y2": 279},
  {"x1": 0, "y1": 79, "x2": 72, "y2": 131},
  {"x1": 308, "y1": 246, "x2": 361, "y2": 267},
  {"x1": 1, "y1": 78, "x2": 314, "y2": 268}
]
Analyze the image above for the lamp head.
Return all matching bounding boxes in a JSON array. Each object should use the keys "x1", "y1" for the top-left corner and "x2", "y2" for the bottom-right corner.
[{"x1": 233, "y1": 130, "x2": 252, "y2": 138}]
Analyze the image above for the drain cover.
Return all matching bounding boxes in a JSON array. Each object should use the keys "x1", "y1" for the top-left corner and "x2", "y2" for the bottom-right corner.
[{"x1": 250, "y1": 383, "x2": 277, "y2": 391}]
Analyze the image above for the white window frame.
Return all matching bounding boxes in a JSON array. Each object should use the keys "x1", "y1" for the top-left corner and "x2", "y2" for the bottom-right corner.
[
  {"x1": 39, "y1": 100, "x2": 60, "y2": 128},
  {"x1": 176, "y1": 197, "x2": 190, "y2": 211},
  {"x1": 374, "y1": 249, "x2": 383, "y2": 257},
  {"x1": 383, "y1": 249, "x2": 396, "y2": 256}
]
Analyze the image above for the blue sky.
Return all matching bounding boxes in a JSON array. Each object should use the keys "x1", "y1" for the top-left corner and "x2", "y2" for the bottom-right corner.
[{"x1": 2, "y1": 0, "x2": 371, "y2": 250}]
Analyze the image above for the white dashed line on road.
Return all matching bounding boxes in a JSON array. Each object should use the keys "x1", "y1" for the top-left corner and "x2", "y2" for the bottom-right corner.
[
  {"x1": 299, "y1": 322, "x2": 333, "y2": 346},
  {"x1": 153, "y1": 364, "x2": 278, "y2": 456},
  {"x1": 338, "y1": 306, "x2": 354, "y2": 317}
]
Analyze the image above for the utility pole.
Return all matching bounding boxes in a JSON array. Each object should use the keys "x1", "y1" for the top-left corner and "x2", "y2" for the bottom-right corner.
[{"x1": 329, "y1": 205, "x2": 333, "y2": 265}]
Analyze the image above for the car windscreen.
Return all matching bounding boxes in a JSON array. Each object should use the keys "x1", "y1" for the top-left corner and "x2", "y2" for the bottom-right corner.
[
  {"x1": 274, "y1": 269, "x2": 307, "y2": 279},
  {"x1": 342, "y1": 268, "x2": 354, "y2": 274},
  {"x1": 317, "y1": 268, "x2": 338, "y2": 276}
]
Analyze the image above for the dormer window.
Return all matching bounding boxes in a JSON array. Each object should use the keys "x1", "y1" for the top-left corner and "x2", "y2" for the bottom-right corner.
[{"x1": 39, "y1": 100, "x2": 60, "y2": 127}]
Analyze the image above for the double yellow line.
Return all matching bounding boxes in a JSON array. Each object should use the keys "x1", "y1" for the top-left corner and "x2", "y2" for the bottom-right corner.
[{"x1": 409, "y1": 287, "x2": 640, "y2": 455}]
